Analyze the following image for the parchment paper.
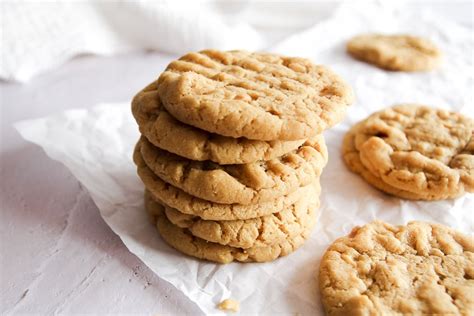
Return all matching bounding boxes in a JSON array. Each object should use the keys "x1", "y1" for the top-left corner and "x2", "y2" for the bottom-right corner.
[{"x1": 15, "y1": 3, "x2": 473, "y2": 315}]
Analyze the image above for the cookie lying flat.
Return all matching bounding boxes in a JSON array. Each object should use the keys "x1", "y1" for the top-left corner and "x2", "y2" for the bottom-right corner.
[
  {"x1": 132, "y1": 81, "x2": 304, "y2": 164},
  {"x1": 319, "y1": 221, "x2": 474, "y2": 315},
  {"x1": 138, "y1": 135, "x2": 327, "y2": 205},
  {"x1": 134, "y1": 148, "x2": 317, "y2": 220},
  {"x1": 145, "y1": 193, "x2": 316, "y2": 264},
  {"x1": 161, "y1": 181, "x2": 320, "y2": 249},
  {"x1": 343, "y1": 104, "x2": 474, "y2": 200},
  {"x1": 347, "y1": 34, "x2": 441, "y2": 71},
  {"x1": 157, "y1": 50, "x2": 353, "y2": 141}
]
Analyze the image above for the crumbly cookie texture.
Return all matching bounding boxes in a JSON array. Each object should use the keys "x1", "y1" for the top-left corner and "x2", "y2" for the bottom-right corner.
[
  {"x1": 319, "y1": 221, "x2": 474, "y2": 316},
  {"x1": 343, "y1": 126, "x2": 428, "y2": 199},
  {"x1": 134, "y1": 147, "x2": 317, "y2": 220},
  {"x1": 157, "y1": 50, "x2": 353, "y2": 141},
  {"x1": 343, "y1": 104, "x2": 474, "y2": 200},
  {"x1": 138, "y1": 135, "x2": 327, "y2": 205},
  {"x1": 161, "y1": 181, "x2": 320, "y2": 249},
  {"x1": 132, "y1": 81, "x2": 304, "y2": 164},
  {"x1": 145, "y1": 192, "x2": 316, "y2": 264},
  {"x1": 347, "y1": 34, "x2": 441, "y2": 71},
  {"x1": 217, "y1": 299, "x2": 240, "y2": 313}
]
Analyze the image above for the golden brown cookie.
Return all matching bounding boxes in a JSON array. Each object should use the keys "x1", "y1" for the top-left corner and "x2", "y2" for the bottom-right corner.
[
  {"x1": 347, "y1": 34, "x2": 441, "y2": 71},
  {"x1": 138, "y1": 135, "x2": 327, "y2": 205},
  {"x1": 342, "y1": 105, "x2": 474, "y2": 200},
  {"x1": 145, "y1": 192, "x2": 317, "y2": 264},
  {"x1": 157, "y1": 50, "x2": 354, "y2": 141},
  {"x1": 160, "y1": 180, "x2": 320, "y2": 249},
  {"x1": 343, "y1": 133, "x2": 426, "y2": 199},
  {"x1": 134, "y1": 148, "x2": 318, "y2": 220},
  {"x1": 132, "y1": 81, "x2": 304, "y2": 164},
  {"x1": 319, "y1": 221, "x2": 474, "y2": 315}
]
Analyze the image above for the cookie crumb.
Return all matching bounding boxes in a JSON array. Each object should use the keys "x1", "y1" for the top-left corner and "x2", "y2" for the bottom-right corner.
[{"x1": 217, "y1": 298, "x2": 240, "y2": 313}]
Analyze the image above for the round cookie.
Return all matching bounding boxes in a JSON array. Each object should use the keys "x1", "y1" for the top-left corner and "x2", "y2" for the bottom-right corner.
[
  {"x1": 138, "y1": 135, "x2": 327, "y2": 205},
  {"x1": 346, "y1": 34, "x2": 441, "y2": 71},
  {"x1": 319, "y1": 221, "x2": 474, "y2": 315},
  {"x1": 157, "y1": 50, "x2": 354, "y2": 141},
  {"x1": 145, "y1": 192, "x2": 317, "y2": 264},
  {"x1": 132, "y1": 81, "x2": 305, "y2": 164},
  {"x1": 343, "y1": 104, "x2": 474, "y2": 200},
  {"x1": 134, "y1": 147, "x2": 318, "y2": 220},
  {"x1": 161, "y1": 180, "x2": 320, "y2": 249}
]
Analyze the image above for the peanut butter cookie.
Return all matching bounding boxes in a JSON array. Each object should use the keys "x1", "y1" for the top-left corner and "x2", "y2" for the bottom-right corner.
[
  {"x1": 138, "y1": 135, "x2": 327, "y2": 205},
  {"x1": 157, "y1": 50, "x2": 353, "y2": 141},
  {"x1": 319, "y1": 221, "x2": 474, "y2": 315},
  {"x1": 343, "y1": 105, "x2": 474, "y2": 200},
  {"x1": 134, "y1": 147, "x2": 318, "y2": 220},
  {"x1": 160, "y1": 180, "x2": 320, "y2": 249},
  {"x1": 146, "y1": 192, "x2": 317, "y2": 264},
  {"x1": 347, "y1": 34, "x2": 441, "y2": 71},
  {"x1": 132, "y1": 81, "x2": 304, "y2": 164}
]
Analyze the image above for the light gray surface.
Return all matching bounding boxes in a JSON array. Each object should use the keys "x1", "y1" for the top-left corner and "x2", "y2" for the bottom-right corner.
[
  {"x1": 1, "y1": 2, "x2": 472, "y2": 315},
  {"x1": 1, "y1": 52, "x2": 205, "y2": 315}
]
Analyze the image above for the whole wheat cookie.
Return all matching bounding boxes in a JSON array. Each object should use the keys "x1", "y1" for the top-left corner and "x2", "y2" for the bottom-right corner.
[
  {"x1": 157, "y1": 50, "x2": 354, "y2": 141},
  {"x1": 134, "y1": 147, "x2": 318, "y2": 220},
  {"x1": 138, "y1": 135, "x2": 327, "y2": 205},
  {"x1": 319, "y1": 221, "x2": 474, "y2": 315},
  {"x1": 160, "y1": 180, "x2": 320, "y2": 249},
  {"x1": 145, "y1": 192, "x2": 316, "y2": 264},
  {"x1": 346, "y1": 34, "x2": 441, "y2": 71},
  {"x1": 343, "y1": 104, "x2": 474, "y2": 200},
  {"x1": 132, "y1": 81, "x2": 304, "y2": 164}
]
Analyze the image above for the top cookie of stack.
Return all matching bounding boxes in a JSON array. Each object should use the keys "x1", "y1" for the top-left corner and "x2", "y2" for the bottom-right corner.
[{"x1": 156, "y1": 50, "x2": 354, "y2": 142}]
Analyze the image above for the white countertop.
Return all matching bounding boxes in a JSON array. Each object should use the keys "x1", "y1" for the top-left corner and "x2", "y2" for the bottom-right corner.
[{"x1": 1, "y1": 2, "x2": 472, "y2": 315}]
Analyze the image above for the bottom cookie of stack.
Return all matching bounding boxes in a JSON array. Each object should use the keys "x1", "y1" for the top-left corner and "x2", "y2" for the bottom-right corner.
[{"x1": 145, "y1": 182, "x2": 321, "y2": 264}]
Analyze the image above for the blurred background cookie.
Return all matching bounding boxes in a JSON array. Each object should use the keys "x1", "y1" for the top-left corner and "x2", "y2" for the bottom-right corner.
[{"x1": 347, "y1": 34, "x2": 441, "y2": 71}]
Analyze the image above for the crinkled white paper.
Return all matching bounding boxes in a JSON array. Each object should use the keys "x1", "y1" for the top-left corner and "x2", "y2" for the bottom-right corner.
[{"x1": 15, "y1": 4, "x2": 473, "y2": 315}]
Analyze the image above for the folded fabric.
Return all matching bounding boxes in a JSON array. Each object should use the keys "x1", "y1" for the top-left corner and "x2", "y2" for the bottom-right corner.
[{"x1": 1, "y1": 1, "x2": 263, "y2": 82}]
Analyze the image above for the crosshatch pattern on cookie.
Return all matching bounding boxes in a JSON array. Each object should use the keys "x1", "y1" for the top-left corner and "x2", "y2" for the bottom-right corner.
[
  {"x1": 319, "y1": 221, "x2": 474, "y2": 315},
  {"x1": 157, "y1": 50, "x2": 354, "y2": 141},
  {"x1": 138, "y1": 135, "x2": 327, "y2": 205},
  {"x1": 132, "y1": 81, "x2": 305, "y2": 164},
  {"x1": 134, "y1": 146, "x2": 319, "y2": 220}
]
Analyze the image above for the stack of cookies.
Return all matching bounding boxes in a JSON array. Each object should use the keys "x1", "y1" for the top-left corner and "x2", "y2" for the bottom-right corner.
[{"x1": 132, "y1": 50, "x2": 353, "y2": 263}]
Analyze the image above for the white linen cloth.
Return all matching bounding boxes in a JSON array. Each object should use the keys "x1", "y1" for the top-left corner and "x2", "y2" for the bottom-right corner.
[
  {"x1": 14, "y1": 2, "x2": 474, "y2": 315},
  {"x1": 1, "y1": 0, "x2": 264, "y2": 82}
]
